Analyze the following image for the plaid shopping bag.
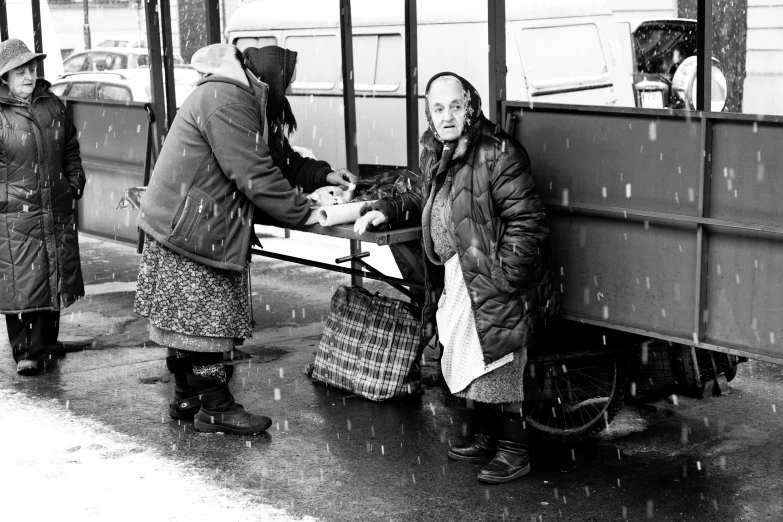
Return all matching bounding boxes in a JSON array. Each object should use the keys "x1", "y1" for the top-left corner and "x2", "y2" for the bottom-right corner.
[{"x1": 311, "y1": 285, "x2": 425, "y2": 401}]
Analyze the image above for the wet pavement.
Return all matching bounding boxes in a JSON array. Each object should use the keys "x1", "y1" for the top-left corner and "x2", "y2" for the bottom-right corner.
[{"x1": 3, "y1": 230, "x2": 783, "y2": 521}]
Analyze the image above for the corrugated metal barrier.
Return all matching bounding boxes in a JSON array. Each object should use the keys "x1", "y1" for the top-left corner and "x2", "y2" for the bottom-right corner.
[
  {"x1": 504, "y1": 102, "x2": 783, "y2": 363},
  {"x1": 66, "y1": 98, "x2": 151, "y2": 245}
]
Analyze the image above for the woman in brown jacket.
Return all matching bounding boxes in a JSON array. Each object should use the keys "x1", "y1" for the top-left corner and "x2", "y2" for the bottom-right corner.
[{"x1": 135, "y1": 44, "x2": 355, "y2": 436}]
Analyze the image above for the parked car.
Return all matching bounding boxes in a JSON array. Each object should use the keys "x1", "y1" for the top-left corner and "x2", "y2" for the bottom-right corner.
[
  {"x1": 62, "y1": 47, "x2": 185, "y2": 74},
  {"x1": 50, "y1": 68, "x2": 198, "y2": 107},
  {"x1": 621, "y1": 19, "x2": 728, "y2": 111}
]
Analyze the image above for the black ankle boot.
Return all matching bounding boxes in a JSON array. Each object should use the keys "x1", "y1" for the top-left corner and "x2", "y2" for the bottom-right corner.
[
  {"x1": 166, "y1": 356, "x2": 199, "y2": 421},
  {"x1": 448, "y1": 409, "x2": 495, "y2": 462},
  {"x1": 477, "y1": 417, "x2": 530, "y2": 484},
  {"x1": 184, "y1": 369, "x2": 271, "y2": 435}
]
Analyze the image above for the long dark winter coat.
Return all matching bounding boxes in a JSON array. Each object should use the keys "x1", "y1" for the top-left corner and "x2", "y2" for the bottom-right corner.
[
  {"x1": 0, "y1": 80, "x2": 86, "y2": 313},
  {"x1": 138, "y1": 71, "x2": 331, "y2": 272},
  {"x1": 373, "y1": 115, "x2": 560, "y2": 364}
]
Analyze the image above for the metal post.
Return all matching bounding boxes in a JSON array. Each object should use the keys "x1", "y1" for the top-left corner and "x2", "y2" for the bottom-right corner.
[
  {"x1": 31, "y1": 0, "x2": 44, "y2": 77},
  {"x1": 160, "y1": 0, "x2": 177, "y2": 127},
  {"x1": 696, "y1": 0, "x2": 713, "y2": 111},
  {"x1": 83, "y1": 0, "x2": 91, "y2": 49},
  {"x1": 144, "y1": 0, "x2": 168, "y2": 154},
  {"x1": 404, "y1": 0, "x2": 419, "y2": 174},
  {"x1": 487, "y1": 0, "x2": 506, "y2": 124},
  {"x1": 339, "y1": 0, "x2": 362, "y2": 287},
  {"x1": 0, "y1": 0, "x2": 8, "y2": 42},
  {"x1": 205, "y1": 0, "x2": 221, "y2": 45},
  {"x1": 693, "y1": 115, "x2": 713, "y2": 343}
]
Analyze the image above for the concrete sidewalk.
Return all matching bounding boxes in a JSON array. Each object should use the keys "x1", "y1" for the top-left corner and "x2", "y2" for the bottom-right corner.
[{"x1": 3, "y1": 232, "x2": 783, "y2": 522}]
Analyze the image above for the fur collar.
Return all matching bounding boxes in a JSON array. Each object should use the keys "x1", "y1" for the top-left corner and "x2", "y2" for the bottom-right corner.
[{"x1": 419, "y1": 117, "x2": 485, "y2": 162}]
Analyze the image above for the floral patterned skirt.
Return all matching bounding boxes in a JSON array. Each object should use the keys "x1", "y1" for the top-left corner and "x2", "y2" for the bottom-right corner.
[{"x1": 134, "y1": 236, "x2": 252, "y2": 352}]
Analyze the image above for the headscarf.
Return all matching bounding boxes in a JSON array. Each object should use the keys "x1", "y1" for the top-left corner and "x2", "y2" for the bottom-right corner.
[
  {"x1": 424, "y1": 71, "x2": 482, "y2": 144},
  {"x1": 243, "y1": 45, "x2": 298, "y2": 135}
]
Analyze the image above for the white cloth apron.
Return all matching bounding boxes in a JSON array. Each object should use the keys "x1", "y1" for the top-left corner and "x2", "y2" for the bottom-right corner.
[{"x1": 437, "y1": 255, "x2": 514, "y2": 394}]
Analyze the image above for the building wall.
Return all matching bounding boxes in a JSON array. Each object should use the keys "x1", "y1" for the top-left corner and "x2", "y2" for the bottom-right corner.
[{"x1": 743, "y1": 0, "x2": 783, "y2": 115}]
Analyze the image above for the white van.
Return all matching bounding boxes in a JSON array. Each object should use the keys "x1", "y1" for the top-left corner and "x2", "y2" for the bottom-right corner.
[
  {"x1": 5, "y1": 0, "x2": 64, "y2": 79},
  {"x1": 226, "y1": 0, "x2": 634, "y2": 168}
]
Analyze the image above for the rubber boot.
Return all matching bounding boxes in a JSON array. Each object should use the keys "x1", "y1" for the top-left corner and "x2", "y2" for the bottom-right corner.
[
  {"x1": 477, "y1": 416, "x2": 531, "y2": 484},
  {"x1": 166, "y1": 356, "x2": 199, "y2": 421},
  {"x1": 448, "y1": 408, "x2": 495, "y2": 462},
  {"x1": 167, "y1": 356, "x2": 236, "y2": 421},
  {"x1": 184, "y1": 369, "x2": 272, "y2": 435}
]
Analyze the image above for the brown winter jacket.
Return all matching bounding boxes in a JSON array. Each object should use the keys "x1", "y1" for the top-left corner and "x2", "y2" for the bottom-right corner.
[
  {"x1": 138, "y1": 71, "x2": 330, "y2": 271},
  {"x1": 0, "y1": 80, "x2": 86, "y2": 313},
  {"x1": 372, "y1": 116, "x2": 560, "y2": 364}
]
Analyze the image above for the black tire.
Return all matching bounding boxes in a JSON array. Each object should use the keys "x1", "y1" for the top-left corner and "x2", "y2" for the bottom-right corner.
[{"x1": 524, "y1": 353, "x2": 628, "y2": 444}]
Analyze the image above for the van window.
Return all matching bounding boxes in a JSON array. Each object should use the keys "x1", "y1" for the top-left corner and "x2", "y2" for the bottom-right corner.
[
  {"x1": 520, "y1": 24, "x2": 609, "y2": 89},
  {"x1": 286, "y1": 35, "x2": 339, "y2": 90},
  {"x1": 342, "y1": 34, "x2": 403, "y2": 92},
  {"x1": 234, "y1": 36, "x2": 278, "y2": 52},
  {"x1": 353, "y1": 35, "x2": 378, "y2": 88},
  {"x1": 375, "y1": 34, "x2": 403, "y2": 90}
]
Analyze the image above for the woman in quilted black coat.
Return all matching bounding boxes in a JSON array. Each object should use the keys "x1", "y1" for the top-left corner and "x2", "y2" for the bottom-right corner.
[
  {"x1": 355, "y1": 72, "x2": 560, "y2": 484},
  {"x1": 0, "y1": 39, "x2": 86, "y2": 376}
]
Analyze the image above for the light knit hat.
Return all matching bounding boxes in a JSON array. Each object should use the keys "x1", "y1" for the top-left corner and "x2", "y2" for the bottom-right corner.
[
  {"x1": 191, "y1": 43, "x2": 242, "y2": 77},
  {"x1": 0, "y1": 38, "x2": 46, "y2": 77}
]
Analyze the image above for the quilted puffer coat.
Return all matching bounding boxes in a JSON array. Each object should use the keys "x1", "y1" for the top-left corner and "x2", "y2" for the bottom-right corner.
[
  {"x1": 0, "y1": 80, "x2": 86, "y2": 313},
  {"x1": 372, "y1": 115, "x2": 560, "y2": 363}
]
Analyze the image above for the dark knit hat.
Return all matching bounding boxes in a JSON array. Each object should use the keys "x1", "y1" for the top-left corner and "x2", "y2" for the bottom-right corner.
[{"x1": 0, "y1": 39, "x2": 46, "y2": 77}]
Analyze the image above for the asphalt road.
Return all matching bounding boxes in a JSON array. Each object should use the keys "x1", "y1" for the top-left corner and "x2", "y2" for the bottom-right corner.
[{"x1": 2, "y1": 231, "x2": 783, "y2": 522}]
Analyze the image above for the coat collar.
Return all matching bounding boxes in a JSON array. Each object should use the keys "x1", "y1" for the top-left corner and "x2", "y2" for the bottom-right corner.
[
  {"x1": 420, "y1": 116, "x2": 486, "y2": 164},
  {"x1": 0, "y1": 78, "x2": 51, "y2": 107}
]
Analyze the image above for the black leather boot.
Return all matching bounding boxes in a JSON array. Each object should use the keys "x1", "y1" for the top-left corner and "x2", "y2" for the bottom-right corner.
[
  {"x1": 448, "y1": 409, "x2": 495, "y2": 462},
  {"x1": 477, "y1": 416, "x2": 531, "y2": 484},
  {"x1": 184, "y1": 369, "x2": 272, "y2": 436},
  {"x1": 166, "y1": 356, "x2": 199, "y2": 421}
]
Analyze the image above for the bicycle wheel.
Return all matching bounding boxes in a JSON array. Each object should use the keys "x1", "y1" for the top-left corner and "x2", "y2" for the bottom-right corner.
[{"x1": 524, "y1": 352, "x2": 628, "y2": 444}]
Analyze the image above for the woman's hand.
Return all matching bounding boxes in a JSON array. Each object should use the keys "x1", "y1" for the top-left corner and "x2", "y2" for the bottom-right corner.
[
  {"x1": 325, "y1": 168, "x2": 358, "y2": 188},
  {"x1": 353, "y1": 210, "x2": 387, "y2": 234}
]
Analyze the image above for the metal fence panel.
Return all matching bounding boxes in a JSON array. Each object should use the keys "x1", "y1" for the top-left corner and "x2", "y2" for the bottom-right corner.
[
  {"x1": 506, "y1": 102, "x2": 783, "y2": 363},
  {"x1": 67, "y1": 99, "x2": 150, "y2": 244}
]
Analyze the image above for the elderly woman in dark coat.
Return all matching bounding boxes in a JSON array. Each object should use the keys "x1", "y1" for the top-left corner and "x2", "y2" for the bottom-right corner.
[
  {"x1": 135, "y1": 44, "x2": 355, "y2": 436},
  {"x1": 355, "y1": 72, "x2": 560, "y2": 484},
  {"x1": 0, "y1": 39, "x2": 86, "y2": 376}
]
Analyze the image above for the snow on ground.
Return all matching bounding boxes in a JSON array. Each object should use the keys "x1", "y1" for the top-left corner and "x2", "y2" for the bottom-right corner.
[{"x1": 0, "y1": 388, "x2": 316, "y2": 522}]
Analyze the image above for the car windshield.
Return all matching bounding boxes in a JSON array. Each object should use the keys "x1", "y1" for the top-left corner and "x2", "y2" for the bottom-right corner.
[{"x1": 634, "y1": 25, "x2": 697, "y2": 75}]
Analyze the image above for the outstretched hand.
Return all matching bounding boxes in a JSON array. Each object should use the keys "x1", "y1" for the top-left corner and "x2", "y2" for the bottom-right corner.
[
  {"x1": 354, "y1": 210, "x2": 387, "y2": 235},
  {"x1": 325, "y1": 168, "x2": 358, "y2": 189}
]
